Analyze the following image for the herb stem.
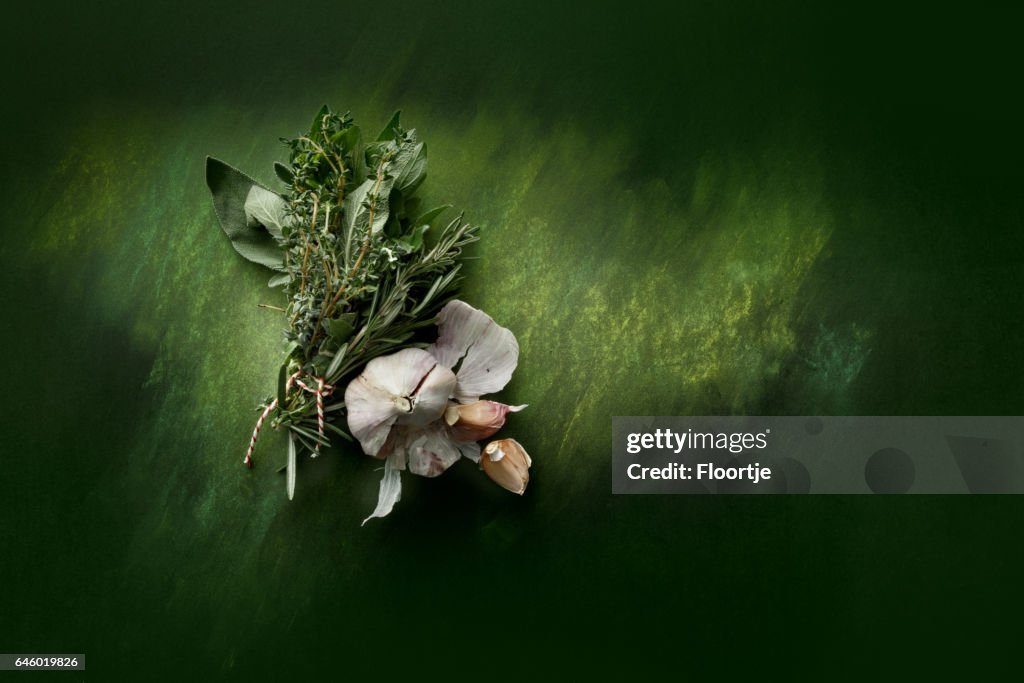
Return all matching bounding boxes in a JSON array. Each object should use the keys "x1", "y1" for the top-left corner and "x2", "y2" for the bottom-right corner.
[
  {"x1": 262, "y1": 108, "x2": 476, "y2": 451},
  {"x1": 298, "y1": 197, "x2": 320, "y2": 297},
  {"x1": 298, "y1": 136, "x2": 340, "y2": 176},
  {"x1": 316, "y1": 151, "x2": 393, "y2": 338}
]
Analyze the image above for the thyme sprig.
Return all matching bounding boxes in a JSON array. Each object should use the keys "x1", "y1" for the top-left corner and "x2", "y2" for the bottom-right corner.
[{"x1": 206, "y1": 106, "x2": 477, "y2": 459}]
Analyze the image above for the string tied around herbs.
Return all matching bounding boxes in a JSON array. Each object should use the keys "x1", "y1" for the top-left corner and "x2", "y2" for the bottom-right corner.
[{"x1": 244, "y1": 371, "x2": 335, "y2": 468}]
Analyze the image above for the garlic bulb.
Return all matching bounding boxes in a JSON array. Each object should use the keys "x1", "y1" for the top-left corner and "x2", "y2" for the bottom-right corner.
[
  {"x1": 345, "y1": 300, "x2": 533, "y2": 523},
  {"x1": 344, "y1": 347, "x2": 456, "y2": 457}
]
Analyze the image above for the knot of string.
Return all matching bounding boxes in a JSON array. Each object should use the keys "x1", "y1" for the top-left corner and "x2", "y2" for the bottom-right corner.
[{"x1": 243, "y1": 371, "x2": 334, "y2": 468}]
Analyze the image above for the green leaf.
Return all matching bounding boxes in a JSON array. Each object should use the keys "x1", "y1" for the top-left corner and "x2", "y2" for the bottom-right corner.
[
  {"x1": 205, "y1": 157, "x2": 284, "y2": 270},
  {"x1": 334, "y1": 125, "x2": 361, "y2": 152},
  {"x1": 290, "y1": 423, "x2": 330, "y2": 447},
  {"x1": 311, "y1": 352, "x2": 333, "y2": 377},
  {"x1": 414, "y1": 204, "x2": 451, "y2": 229},
  {"x1": 393, "y1": 140, "x2": 427, "y2": 194},
  {"x1": 375, "y1": 332, "x2": 414, "y2": 345},
  {"x1": 322, "y1": 421, "x2": 353, "y2": 441},
  {"x1": 324, "y1": 313, "x2": 357, "y2": 343},
  {"x1": 343, "y1": 175, "x2": 396, "y2": 239},
  {"x1": 286, "y1": 432, "x2": 297, "y2": 500},
  {"x1": 399, "y1": 224, "x2": 431, "y2": 251},
  {"x1": 268, "y1": 272, "x2": 290, "y2": 288},
  {"x1": 383, "y1": 189, "x2": 405, "y2": 238},
  {"x1": 274, "y1": 162, "x2": 294, "y2": 185},
  {"x1": 243, "y1": 184, "x2": 290, "y2": 239},
  {"x1": 277, "y1": 362, "x2": 289, "y2": 409},
  {"x1": 348, "y1": 127, "x2": 369, "y2": 186},
  {"x1": 402, "y1": 196, "x2": 422, "y2": 222},
  {"x1": 326, "y1": 342, "x2": 349, "y2": 378},
  {"x1": 309, "y1": 104, "x2": 329, "y2": 136},
  {"x1": 389, "y1": 187, "x2": 406, "y2": 219},
  {"x1": 363, "y1": 140, "x2": 390, "y2": 167},
  {"x1": 376, "y1": 110, "x2": 401, "y2": 141}
]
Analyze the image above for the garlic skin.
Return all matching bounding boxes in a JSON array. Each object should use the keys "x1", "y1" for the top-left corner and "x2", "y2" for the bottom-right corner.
[
  {"x1": 427, "y1": 300, "x2": 519, "y2": 403},
  {"x1": 445, "y1": 401, "x2": 527, "y2": 442},
  {"x1": 481, "y1": 438, "x2": 532, "y2": 495}
]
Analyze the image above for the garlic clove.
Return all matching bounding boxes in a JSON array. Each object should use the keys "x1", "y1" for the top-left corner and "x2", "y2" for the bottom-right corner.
[
  {"x1": 447, "y1": 400, "x2": 527, "y2": 442},
  {"x1": 344, "y1": 374, "x2": 401, "y2": 457},
  {"x1": 481, "y1": 438, "x2": 532, "y2": 495}
]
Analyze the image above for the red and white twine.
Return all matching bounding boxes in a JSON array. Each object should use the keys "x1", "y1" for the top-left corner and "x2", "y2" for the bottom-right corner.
[
  {"x1": 244, "y1": 371, "x2": 335, "y2": 467},
  {"x1": 315, "y1": 377, "x2": 326, "y2": 456}
]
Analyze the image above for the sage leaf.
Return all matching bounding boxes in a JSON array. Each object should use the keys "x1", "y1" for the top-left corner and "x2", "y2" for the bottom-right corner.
[
  {"x1": 349, "y1": 129, "x2": 369, "y2": 186},
  {"x1": 398, "y1": 225, "x2": 430, "y2": 251},
  {"x1": 205, "y1": 157, "x2": 285, "y2": 270},
  {"x1": 334, "y1": 125, "x2": 361, "y2": 151},
  {"x1": 309, "y1": 104, "x2": 330, "y2": 136},
  {"x1": 393, "y1": 139, "x2": 427, "y2": 194},
  {"x1": 376, "y1": 110, "x2": 401, "y2": 141},
  {"x1": 267, "y1": 272, "x2": 290, "y2": 288},
  {"x1": 343, "y1": 176, "x2": 396, "y2": 239},
  {"x1": 274, "y1": 161, "x2": 294, "y2": 185},
  {"x1": 244, "y1": 184, "x2": 290, "y2": 239},
  {"x1": 414, "y1": 204, "x2": 451, "y2": 229}
]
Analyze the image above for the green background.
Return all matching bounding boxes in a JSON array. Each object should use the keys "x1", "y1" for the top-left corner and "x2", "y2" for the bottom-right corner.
[{"x1": 2, "y1": 0, "x2": 1022, "y2": 678}]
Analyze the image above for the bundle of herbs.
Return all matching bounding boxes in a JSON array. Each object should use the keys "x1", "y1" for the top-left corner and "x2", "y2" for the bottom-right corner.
[{"x1": 206, "y1": 106, "x2": 532, "y2": 522}]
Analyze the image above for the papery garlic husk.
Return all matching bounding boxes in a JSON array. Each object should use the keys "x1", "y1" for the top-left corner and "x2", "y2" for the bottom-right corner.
[
  {"x1": 444, "y1": 401, "x2": 527, "y2": 442},
  {"x1": 427, "y1": 301, "x2": 519, "y2": 403},
  {"x1": 481, "y1": 438, "x2": 532, "y2": 495}
]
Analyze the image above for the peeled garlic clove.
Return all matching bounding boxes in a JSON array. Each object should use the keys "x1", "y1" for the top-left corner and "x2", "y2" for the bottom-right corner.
[
  {"x1": 445, "y1": 401, "x2": 527, "y2": 442},
  {"x1": 481, "y1": 438, "x2": 532, "y2": 495}
]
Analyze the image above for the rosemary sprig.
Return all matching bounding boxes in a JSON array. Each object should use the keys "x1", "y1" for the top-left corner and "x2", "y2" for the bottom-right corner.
[{"x1": 206, "y1": 105, "x2": 476, "y2": 457}]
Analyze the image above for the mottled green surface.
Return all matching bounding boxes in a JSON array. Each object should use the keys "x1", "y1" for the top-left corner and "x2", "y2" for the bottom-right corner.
[{"x1": 2, "y1": 1, "x2": 1023, "y2": 678}]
